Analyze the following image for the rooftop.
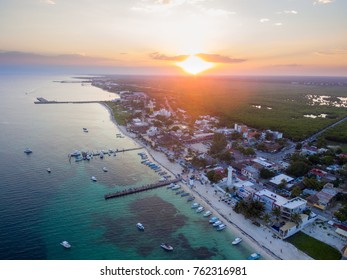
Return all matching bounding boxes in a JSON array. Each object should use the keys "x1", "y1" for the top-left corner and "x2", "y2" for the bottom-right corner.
[
  {"x1": 255, "y1": 189, "x2": 288, "y2": 206},
  {"x1": 282, "y1": 197, "x2": 307, "y2": 209},
  {"x1": 270, "y1": 174, "x2": 294, "y2": 185}
]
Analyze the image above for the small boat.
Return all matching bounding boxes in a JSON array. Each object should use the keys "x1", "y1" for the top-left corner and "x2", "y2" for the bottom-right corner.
[
  {"x1": 91, "y1": 176, "x2": 97, "y2": 182},
  {"x1": 196, "y1": 206, "x2": 204, "y2": 213},
  {"x1": 187, "y1": 196, "x2": 195, "y2": 202},
  {"x1": 47, "y1": 168, "x2": 51, "y2": 173},
  {"x1": 75, "y1": 156, "x2": 83, "y2": 162},
  {"x1": 136, "y1": 223, "x2": 144, "y2": 231},
  {"x1": 60, "y1": 241, "x2": 71, "y2": 248},
  {"x1": 83, "y1": 128, "x2": 88, "y2": 133},
  {"x1": 247, "y1": 253, "x2": 261, "y2": 260},
  {"x1": 24, "y1": 148, "x2": 33, "y2": 154},
  {"x1": 181, "y1": 193, "x2": 190, "y2": 197},
  {"x1": 216, "y1": 224, "x2": 226, "y2": 231},
  {"x1": 191, "y1": 203, "x2": 200, "y2": 209},
  {"x1": 100, "y1": 152, "x2": 104, "y2": 159},
  {"x1": 102, "y1": 167, "x2": 108, "y2": 172},
  {"x1": 209, "y1": 217, "x2": 218, "y2": 223},
  {"x1": 159, "y1": 177, "x2": 166, "y2": 182},
  {"x1": 176, "y1": 190, "x2": 184, "y2": 195},
  {"x1": 213, "y1": 221, "x2": 223, "y2": 227},
  {"x1": 203, "y1": 211, "x2": 212, "y2": 217},
  {"x1": 70, "y1": 150, "x2": 81, "y2": 157},
  {"x1": 160, "y1": 243, "x2": 173, "y2": 251},
  {"x1": 171, "y1": 185, "x2": 181, "y2": 190},
  {"x1": 232, "y1": 237, "x2": 243, "y2": 245}
]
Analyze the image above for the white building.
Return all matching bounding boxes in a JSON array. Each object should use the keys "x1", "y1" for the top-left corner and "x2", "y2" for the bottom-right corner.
[
  {"x1": 154, "y1": 108, "x2": 171, "y2": 118},
  {"x1": 269, "y1": 174, "x2": 294, "y2": 186}
]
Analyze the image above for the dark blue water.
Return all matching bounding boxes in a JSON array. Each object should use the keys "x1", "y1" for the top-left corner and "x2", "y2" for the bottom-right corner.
[{"x1": 0, "y1": 75, "x2": 253, "y2": 259}]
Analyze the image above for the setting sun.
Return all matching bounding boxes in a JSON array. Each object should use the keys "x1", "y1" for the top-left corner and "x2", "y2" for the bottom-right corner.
[{"x1": 176, "y1": 55, "x2": 214, "y2": 75}]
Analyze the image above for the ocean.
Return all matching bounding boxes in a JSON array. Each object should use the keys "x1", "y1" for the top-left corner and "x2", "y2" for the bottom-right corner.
[{"x1": 0, "y1": 74, "x2": 254, "y2": 260}]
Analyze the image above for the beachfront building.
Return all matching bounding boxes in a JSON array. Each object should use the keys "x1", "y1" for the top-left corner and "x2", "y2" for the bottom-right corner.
[
  {"x1": 307, "y1": 183, "x2": 338, "y2": 210},
  {"x1": 269, "y1": 174, "x2": 294, "y2": 188},
  {"x1": 253, "y1": 189, "x2": 316, "y2": 238},
  {"x1": 241, "y1": 165, "x2": 259, "y2": 181}
]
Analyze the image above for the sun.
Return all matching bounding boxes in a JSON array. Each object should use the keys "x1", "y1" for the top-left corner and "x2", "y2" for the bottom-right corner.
[{"x1": 176, "y1": 55, "x2": 214, "y2": 75}]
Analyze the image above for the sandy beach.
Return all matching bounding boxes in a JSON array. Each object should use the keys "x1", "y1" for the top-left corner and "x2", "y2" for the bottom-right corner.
[{"x1": 102, "y1": 102, "x2": 312, "y2": 260}]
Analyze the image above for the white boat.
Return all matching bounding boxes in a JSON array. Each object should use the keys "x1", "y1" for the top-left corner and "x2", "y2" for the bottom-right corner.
[
  {"x1": 171, "y1": 185, "x2": 181, "y2": 190},
  {"x1": 136, "y1": 223, "x2": 144, "y2": 230},
  {"x1": 232, "y1": 237, "x2": 243, "y2": 245},
  {"x1": 100, "y1": 152, "x2": 104, "y2": 159},
  {"x1": 203, "y1": 211, "x2": 212, "y2": 217},
  {"x1": 191, "y1": 203, "x2": 200, "y2": 209},
  {"x1": 196, "y1": 206, "x2": 204, "y2": 213},
  {"x1": 216, "y1": 224, "x2": 226, "y2": 231},
  {"x1": 47, "y1": 168, "x2": 51, "y2": 173},
  {"x1": 213, "y1": 221, "x2": 223, "y2": 227},
  {"x1": 247, "y1": 253, "x2": 261, "y2": 260},
  {"x1": 70, "y1": 150, "x2": 81, "y2": 157},
  {"x1": 60, "y1": 241, "x2": 71, "y2": 248},
  {"x1": 102, "y1": 167, "x2": 108, "y2": 172},
  {"x1": 160, "y1": 243, "x2": 173, "y2": 251},
  {"x1": 83, "y1": 128, "x2": 88, "y2": 133},
  {"x1": 24, "y1": 148, "x2": 32, "y2": 154},
  {"x1": 91, "y1": 176, "x2": 97, "y2": 182}
]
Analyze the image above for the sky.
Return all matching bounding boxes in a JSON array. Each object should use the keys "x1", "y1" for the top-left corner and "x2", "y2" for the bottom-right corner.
[{"x1": 0, "y1": 0, "x2": 347, "y2": 76}]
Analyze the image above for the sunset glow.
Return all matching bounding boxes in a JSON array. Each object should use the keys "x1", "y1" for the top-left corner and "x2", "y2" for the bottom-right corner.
[{"x1": 176, "y1": 55, "x2": 214, "y2": 75}]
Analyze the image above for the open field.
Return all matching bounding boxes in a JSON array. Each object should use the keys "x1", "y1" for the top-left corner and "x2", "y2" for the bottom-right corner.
[
  {"x1": 320, "y1": 121, "x2": 347, "y2": 145},
  {"x1": 98, "y1": 76, "x2": 347, "y2": 141},
  {"x1": 287, "y1": 232, "x2": 342, "y2": 260}
]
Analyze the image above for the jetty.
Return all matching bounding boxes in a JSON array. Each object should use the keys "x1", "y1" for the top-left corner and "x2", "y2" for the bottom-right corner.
[
  {"x1": 34, "y1": 98, "x2": 116, "y2": 104},
  {"x1": 104, "y1": 178, "x2": 181, "y2": 200}
]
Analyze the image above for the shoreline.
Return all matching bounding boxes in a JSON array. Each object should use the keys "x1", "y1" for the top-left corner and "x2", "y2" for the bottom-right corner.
[{"x1": 101, "y1": 102, "x2": 312, "y2": 260}]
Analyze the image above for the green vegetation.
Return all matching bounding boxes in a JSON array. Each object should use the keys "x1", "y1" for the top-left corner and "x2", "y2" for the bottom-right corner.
[
  {"x1": 234, "y1": 200, "x2": 265, "y2": 219},
  {"x1": 206, "y1": 170, "x2": 224, "y2": 183},
  {"x1": 320, "y1": 121, "x2": 347, "y2": 144},
  {"x1": 287, "y1": 232, "x2": 342, "y2": 260},
  {"x1": 260, "y1": 168, "x2": 275, "y2": 179},
  {"x1": 105, "y1": 102, "x2": 131, "y2": 126}
]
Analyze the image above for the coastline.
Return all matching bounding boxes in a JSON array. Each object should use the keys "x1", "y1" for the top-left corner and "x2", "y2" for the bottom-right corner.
[{"x1": 101, "y1": 102, "x2": 312, "y2": 260}]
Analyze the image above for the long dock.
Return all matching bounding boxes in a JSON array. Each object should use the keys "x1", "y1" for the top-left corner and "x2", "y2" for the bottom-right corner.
[
  {"x1": 104, "y1": 178, "x2": 181, "y2": 200},
  {"x1": 114, "y1": 147, "x2": 143, "y2": 153}
]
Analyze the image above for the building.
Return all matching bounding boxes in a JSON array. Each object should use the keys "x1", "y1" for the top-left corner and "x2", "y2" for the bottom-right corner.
[
  {"x1": 308, "y1": 183, "x2": 338, "y2": 210},
  {"x1": 236, "y1": 185, "x2": 257, "y2": 200},
  {"x1": 253, "y1": 189, "x2": 288, "y2": 211},
  {"x1": 252, "y1": 157, "x2": 273, "y2": 169},
  {"x1": 241, "y1": 165, "x2": 259, "y2": 181},
  {"x1": 269, "y1": 174, "x2": 294, "y2": 186}
]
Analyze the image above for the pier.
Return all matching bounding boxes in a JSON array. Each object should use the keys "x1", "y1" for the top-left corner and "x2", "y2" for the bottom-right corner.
[
  {"x1": 104, "y1": 178, "x2": 181, "y2": 200},
  {"x1": 34, "y1": 98, "x2": 115, "y2": 104}
]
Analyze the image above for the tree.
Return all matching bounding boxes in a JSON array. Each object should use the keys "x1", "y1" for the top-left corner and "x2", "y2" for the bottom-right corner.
[
  {"x1": 209, "y1": 133, "x2": 227, "y2": 155},
  {"x1": 291, "y1": 186, "x2": 302, "y2": 198},
  {"x1": 265, "y1": 132, "x2": 274, "y2": 141},
  {"x1": 291, "y1": 212, "x2": 302, "y2": 225},
  {"x1": 286, "y1": 161, "x2": 311, "y2": 177},
  {"x1": 303, "y1": 177, "x2": 323, "y2": 191},
  {"x1": 277, "y1": 179, "x2": 287, "y2": 190},
  {"x1": 272, "y1": 207, "x2": 281, "y2": 221},
  {"x1": 260, "y1": 168, "x2": 275, "y2": 179},
  {"x1": 206, "y1": 170, "x2": 224, "y2": 183},
  {"x1": 295, "y1": 143, "x2": 302, "y2": 150},
  {"x1": 262, "y1": 213, "x2": 271, "y2": 224}
]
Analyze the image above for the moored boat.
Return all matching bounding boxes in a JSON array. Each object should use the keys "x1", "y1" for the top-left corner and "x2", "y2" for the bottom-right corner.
[
  {"x1": 232, "y1": 237, "x2": 243, "y2": 245},
  {"x1": 209, "y1": 217, "x2": 218, "y2": 223},
  {"x1": 60, "y1": 241, "x2": 71, "y2": 248},
  {"x1": 47, "y1": 168, "x2": 51, "y2": 173},
  {"x1": 191, "y1": 202, "x2": 199, "y2": 209},
  {"x1": 196, "y1": 206, "x2": 204, "y2": 213},
  {"x1": 24, "y1": 148, "x2": 33, "y2": 154},
  {"x1": 213, "y1": 220, "x2": 222, "y2": 227},
  {"x1": 203, "y1": 211, "x2": 212, "y2": 217},
  {"x1": 216, "y1": 224, "x2": 226, "y2": 231},
  {"x1": 187, "y1": 196, "x2": 195, "y2": 202},
  {"x1": 247, "y1": 253, "x2": 261, "y2": 260},
  {"x1": 91, "y1": 176, "x2": 97, "y2": 182},
  {"x1": 102, "y1": 167, "x2": 108, "y2": 172},
  {"x1": 160, "y1": 243, "x2": 173, "y2": 251},
  {"x1": 136, "y1": 223, "x2": 144, "y2": 231}
]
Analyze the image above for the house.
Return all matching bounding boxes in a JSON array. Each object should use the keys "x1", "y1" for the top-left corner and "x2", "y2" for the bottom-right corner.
[
  {"x1": 301, "y1": 145, "x2": 318, "y2": 155},
  {"x1": 236, "y1": 185, "x2": 257, "y2": 200},
  {"x1": 308, "y1": 183, "x2": 338, "y2": 210},
  {"x1": 241, "y1": 165, "x2": 259, "y2": 181},
  {"x1": 269, "y1": 174, "x2": 294, "y2": 187}
]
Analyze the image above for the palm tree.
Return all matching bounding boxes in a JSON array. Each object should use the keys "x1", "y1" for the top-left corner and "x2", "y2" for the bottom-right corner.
[
  {"x1": 291, "y1": 212, "x2": 302, "y2": 226},
  {"x1": 272, "y1": 207, "x2": 281, "y2": 221},
  {"x1": 262, "y1": 213, "x2": 271, "y2": 224}
]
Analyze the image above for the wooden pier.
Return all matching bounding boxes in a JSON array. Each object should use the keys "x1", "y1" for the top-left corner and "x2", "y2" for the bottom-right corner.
[
  {"x1": 113, "y1": 147, "x2": 144, "y2": 153},
  {"x1": 104, "y1": 178, "x2": 181, "y2": 200}
]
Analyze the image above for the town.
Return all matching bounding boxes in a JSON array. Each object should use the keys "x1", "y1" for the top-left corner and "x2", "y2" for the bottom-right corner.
[{"x1": 93, "y1": 77, "x2": 347, "y2": 259}]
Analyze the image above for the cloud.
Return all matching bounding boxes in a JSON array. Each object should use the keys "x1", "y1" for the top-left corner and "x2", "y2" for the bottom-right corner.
[
  {"x1": 132, "y1": 0, "x2": 208, "y2": 13},
  {"x1": 200, "y1": 8, "x2": 236, "y2": 17},
  {"x1": 42, "y1": 0, "x2": 56, "y2": 4},
  {"x1": 260, "y1": 18, "x2": 270, "y2": 23},
  {"x1": 277, "y1": 10, "x2": 298, "y2": 14},
  {"x1": 314, "y1": 0, "x2": 334, "y2": 4},
  {"x1": 272, "y1": 64, "x2": 302, "y2": 68},
  {"x1": 314, "y1": 48, "x2": 347, "y2": 56},
  {"x1": 149, "y1": 52, "x2": 246, "y2": 64},
  {"x1": 274, "y1": 22, "x2": 283, "y2": 26},
  {"x1": 196, "y1": 53, "x2": 246, "y2": 63}
]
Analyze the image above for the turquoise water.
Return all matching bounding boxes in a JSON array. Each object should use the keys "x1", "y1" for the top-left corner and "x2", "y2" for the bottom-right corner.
[{"x1": 0, "y1": 74, "x2": 253, "y2": 259}]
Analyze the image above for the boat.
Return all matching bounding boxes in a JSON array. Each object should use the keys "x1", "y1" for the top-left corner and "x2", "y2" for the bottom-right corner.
[
  {"x1": 100, "y1": 152, "x2": 104, "y2": 159},
  {"x1": 196, "y1": 206, "x2": 204, "y2": 213},
  {"x1": 171, "y1": 185, "x2": 181, "y2": 190},
  {"x1": 209, "y1": 217, "x2": 218, "y2": 223},
  {"x1": 47, "y1": 168, "x2": 51, "y2": 173},
  {"x1": 75, "y1": 156, "x2": 83, "y2": 162},
  {"x1": 181, "y1": 193, "x2": 190, "y2": 197},
  {"x1": 176, "y1": 190, "x2": 184, "y2": 195},
  {"x1": 70, "y1": 150, "x2": 81, "y2": 157},
  {"x1": 203, "y1": 211, "x2": 212, "y2": 217},
  {"x1": 232, "y1": 237, "x2": 243, "y2": 245},
  {"x1": 191, "y1": 203, "x2": 200, "y2": 209},
  {"x1": 83, "y1": 128, "x2": 88, "y2": 133},
  {"x1": 91, "y1": 176, "x2": 97, "y2": 182},
  {"x1": 247, "y1": 253, "x2": 261, "y2": 260},
  {"x1": 160, "y1": 243, "x2": 173, "y2": 251},
  {"x1": 187, "y1": 196, "x2": 195, "y2": 202},
  {"x1": 24, "y1": 148, "x2": 33, "y2": 154},
  {"x1": 213, "y1": 221, "x2": 223, "y2": 227},
  {"x1": 216, "y1": 224, "x2": 227, "y2": 231},
  {"x1": 136, "y1": 223, "x2": 144, "y2": 231},
  {"x1": 102, "y1": 167, "x2": 108, "y2": 172},
  {"x1": 60, "y1": 241, "x2": 71, "y2": 248}
]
